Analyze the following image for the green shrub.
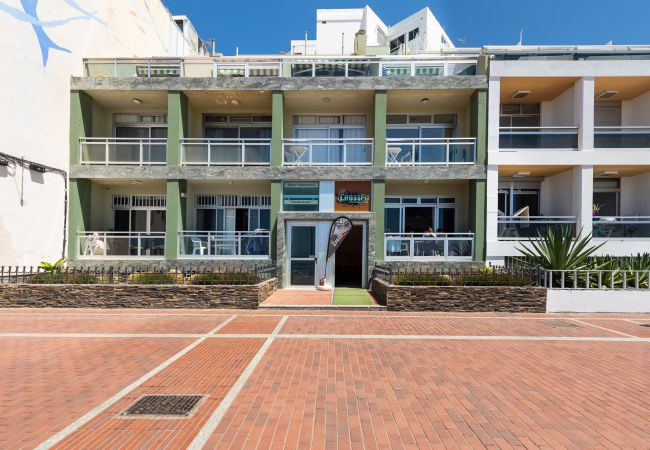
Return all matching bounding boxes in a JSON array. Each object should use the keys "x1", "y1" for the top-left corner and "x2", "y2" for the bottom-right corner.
[
  {"x1": 189, "y1": 272, "x2": 256, "y2": 285},
  {"x1": 455, "y1": 273, "x2": 533, "y2": 287},
  {"x1": 393, "y1": 274, "x2": 451, "y2": 286},
  {"x1": 29, "y1": 271, "x2": 96, "y2": 284},
  {"x1": 126, "y1": 272, "x2": 182, "y2": 284}
]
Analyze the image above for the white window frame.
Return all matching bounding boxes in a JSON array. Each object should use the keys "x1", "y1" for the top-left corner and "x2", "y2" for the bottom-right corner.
[{"x1": 385, "y1": 196, "x2": 457, "y2": 233}]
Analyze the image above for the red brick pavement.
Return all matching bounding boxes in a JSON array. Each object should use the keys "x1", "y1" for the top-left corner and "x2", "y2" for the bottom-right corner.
[
  {"x1": 0, "y1": 337, "x2": 192, "y2": 449},
  {"x1": 578, "y1": 318, "x2": 650, "y2": 338},
  {"x1": 216, "y1": 316, "x2": 282, "y2": 334},
  {"x1": 205, "y1": 339, "x2": 649, "y2": 449},
  {"x1": 54, "y1": 338, "x2": 263, "y2": 450},
  {"x1": 280, "y1": 316, "x2": 624, "y2": 337}
]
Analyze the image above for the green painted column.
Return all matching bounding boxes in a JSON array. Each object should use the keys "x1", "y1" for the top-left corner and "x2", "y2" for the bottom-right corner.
[
  {"x1": 165, "y1": 180, "x2": 187, "y2": 260},
  {"x1": 67, "y1": 179, "x2": 91, "y2": 259},
  {"x1": 271, "y1": 91, "x2": 284, "y2": 167},
  {"x1": 470, "y1": 180, "x2": 486, "y2": 262},
  {"x1": 270, "y1": 180, "x2": 281, "y2": 261},
  {"x1": 373, "y1": 91, "x2": 387, "y2": 167},
  {"x1": 470, "y1": 90, "x2": 488, "y2": 261},
  {"x1": 167, "y1": 91, "x2": 188, "y2": 166},
  {"x1": 373, "y1": 179, "x2": 385, "y2": 261},
  {"x1": 69, "y1": 90, "x2": 93, "y2": 165}
]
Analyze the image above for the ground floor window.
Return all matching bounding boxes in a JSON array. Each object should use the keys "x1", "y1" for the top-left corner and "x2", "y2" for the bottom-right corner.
[
  {"x1": 195, "y1": 195, "x2": 270, "y2": 231},
  {"x1": 110, "y1": 195, "x2": 166, "y2": 256},
  {"x1": 384, "y1": 196, "x2": 456, "y2": 233}
]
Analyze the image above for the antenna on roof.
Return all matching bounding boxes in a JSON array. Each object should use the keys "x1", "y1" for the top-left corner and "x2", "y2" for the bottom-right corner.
[
  {"x1": 457, "y1": 37, "x2": 467, "y2": 45},
  {"x1": 517, "y1": 29, "x2": 524, "y2": 46}
]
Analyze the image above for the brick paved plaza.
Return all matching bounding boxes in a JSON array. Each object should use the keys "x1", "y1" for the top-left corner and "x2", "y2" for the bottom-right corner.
[{"x1": 0, "y1": 308, "x2": 647, "y2": 449}]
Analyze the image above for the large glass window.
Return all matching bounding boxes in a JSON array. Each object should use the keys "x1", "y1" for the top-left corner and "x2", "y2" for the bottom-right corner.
[
  {"x1": 283, "y1": 182, "x2": 319, "y2": 212},
  {"x1": 384, "y1": 197, "x2": 457, "y2": 233},
  {"x1": 499, "y1": 104, "x2": 541, "y2": 128},
  {"x1": 593, "y1": 178, "x2": 620, "y2": 216},
  {"x1": 194, "y1": 195, "x2": 270, "y2": 231},
  {"x1": 498, "y1": 182, "x2": 541, "y2": 216}
]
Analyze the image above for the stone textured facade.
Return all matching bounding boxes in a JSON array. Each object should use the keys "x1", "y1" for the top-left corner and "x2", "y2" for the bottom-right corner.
[
  {"x1": 0, "y1": 278, "x2": 277, "y2": 309},
  {"x1": 371, "y1": 279, "x2": 546, "y2": 312}
]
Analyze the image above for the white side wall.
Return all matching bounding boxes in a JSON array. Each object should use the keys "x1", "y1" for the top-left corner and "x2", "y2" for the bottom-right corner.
[
  {"x1": 315, "y1": 9, "x2": 363, "y2": 55},
  {"x1": 540, "y1": 87, "x2": 574, "y2": 127},
  {"x1": 620, "y1": 173, "x2": 650, "y2": 216},
  {"x1": 547, "y1": 290, "x2": 650, "y2": 313},
  {"x1": 540, "y1": 170, "x2": 574, "y2": 216},
  {"x1": 0, "y1": 0, "x2": 201, "y2": 265},
  {"x1": 621, "y1": 90, "x2": 650, "y2": 126}
]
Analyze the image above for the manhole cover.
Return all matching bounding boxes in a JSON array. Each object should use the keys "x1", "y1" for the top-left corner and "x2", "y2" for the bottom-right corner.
[
  {"x1": 543, "y1": 319, "x2": 577, "y2": 328},
  {"x1": 122, "y1": 395, "x2": 203, "y2": 417}
]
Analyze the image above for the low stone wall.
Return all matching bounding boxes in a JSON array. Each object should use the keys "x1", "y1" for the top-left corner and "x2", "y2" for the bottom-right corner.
[
  {"x1": 371, "y1": 278, "x2": 546, "y2": 312},
  {"x1": 0, "y1": 278, "x2": 277, "y2": 309}
]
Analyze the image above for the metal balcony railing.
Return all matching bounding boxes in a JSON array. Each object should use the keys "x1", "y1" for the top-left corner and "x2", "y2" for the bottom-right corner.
[
  {"x1": 180, "y1": 138, "x2": 271, "y2": 166},
  {"x1": 80, "y1": 138, "x2": 167, "y2": 165},
  {"x1": 83, "y1": 56, "x2": 478, "y2": 78},
  {"x1": 77, "y1": 232, "x2": 166, "y2": 258},
  {"x1": 499, "y1": 127, "x2": 579, "y2": 149},
  {"x1": 384, "y1": 233, "x2": 474, "y2": 261},
  {"x1": 385, "y1": 138, "x2": 476, "y2": 165},
  {"x1": 498, "y1": 216, "x2": 577, "y2": 239},
  {"x1": 282, "y1": 138, "x2": 373, "y2": 165},
  {"x1": 593, "y1": 216, "x2": 650, "y2": 238},
  {"x1": 178, "y1": 231, "x2": 270, "y2": 258},
  {"x1": 594, "y1": 126, "x2": 650, "y2": 148}
]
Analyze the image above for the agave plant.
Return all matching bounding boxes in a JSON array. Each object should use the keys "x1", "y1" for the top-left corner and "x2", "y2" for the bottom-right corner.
[{"x1": 516, "y1": 226, "x2": 604, "y2": 271}]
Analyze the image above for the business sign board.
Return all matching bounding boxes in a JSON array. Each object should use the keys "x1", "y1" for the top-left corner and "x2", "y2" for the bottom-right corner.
[{"x1": 334, "y1": 181, "x2": 371, "y2": 212}]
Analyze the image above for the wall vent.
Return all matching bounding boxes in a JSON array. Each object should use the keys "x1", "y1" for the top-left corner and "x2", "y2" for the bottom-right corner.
[
  {"x1": 511, "y1": 90, "x2": 531, "y2": 99},
  {"x1": 596, "y1": 90, "x2": 619, "y2": 99}
]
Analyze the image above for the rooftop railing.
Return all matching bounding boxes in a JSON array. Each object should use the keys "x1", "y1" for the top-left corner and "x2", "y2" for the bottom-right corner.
[
  {"x1": 384, "y1": 233, "x2": 474, "y2": 261},
  {"x1": 282, "y1": 138, "x2": 373, "y2": 166},
  {"x1": 77, "y1": 232, "x2": 166, "y2": 258},
  {"x1": 180, "y1": 138, "x2": 271, "y2": 166},
  {"x1": 498, "y1": 217, "x2": 577, "y2": 239},
  {"x1": 80, "y1": 138, "x2": 167, "y2": 165},
  {"x1": 499, "y1": 127, "x2": 579, "y2": 149},
  {"x1": 385, "y1": 138, "x2": 475, "y2": 165},
  {"x1": 178, "y1": 231, "x2": 270, "y2": 259},
  {"x1": 84, "y1": 56, "x2": 478, "y2": 78},
  {"x1": 593, "y1": 216, "x2": 650, "y2": 238},
  {"x1": 594, "y1": 126, "x2": 650, "y2": 149}
]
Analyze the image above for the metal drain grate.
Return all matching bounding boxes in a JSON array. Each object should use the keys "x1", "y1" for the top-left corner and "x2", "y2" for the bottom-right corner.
[
  {"x1": 122, "y1": 395, "x2": 203, "y2": 417},
  {"x1": 542, "y1": 319, "x2": 578, "y2": 328}
]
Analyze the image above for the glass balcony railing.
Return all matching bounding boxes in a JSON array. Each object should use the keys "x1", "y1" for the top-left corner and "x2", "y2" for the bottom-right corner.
[
  {"x1": 77, "y1": 232, "x2": 165, "y2": 258},
  {"x1": 178, "y1": 231, "x2": 270, "y2": 258},
  {"x1": 499, "y1": 127, "x2": 579, "y2": 149},
  {"x1": 384, "y1": 233, "x2": 474, "y2": 261},
  {"x1": 181, "y1": 139, "x2": 271, "y2": 166},
  {"x1": 593, "y1": 217, "x2": 650, "y2": 238},
  {"x1": 83, "y1": 56, "x2": 478, "y2": 79},
  {"x1": 80, "y1": 138, "x2": 167, "y2": 165},
  {"x1": 385, "y1": 138, "x2": 475, "y2": 165},
  {"x1": 594, "y1": 127, "x2": 650, "y2": 149},
  {"x1": 282, "y1": 138, "x2": 373, "y2": 165},
  {"x1": 498, "y1": 217, "x2": 577, "y2": 239}
]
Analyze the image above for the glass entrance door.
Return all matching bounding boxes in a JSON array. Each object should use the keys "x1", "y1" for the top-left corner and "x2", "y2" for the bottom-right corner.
[{"x1": 288, "y1": 224, "x2": 317, "y2": 286}]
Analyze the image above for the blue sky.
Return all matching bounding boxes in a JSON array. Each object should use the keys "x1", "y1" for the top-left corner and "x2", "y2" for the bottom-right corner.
[{"x1": 164, "y1": 0, "x2": 650, "y2": 55}]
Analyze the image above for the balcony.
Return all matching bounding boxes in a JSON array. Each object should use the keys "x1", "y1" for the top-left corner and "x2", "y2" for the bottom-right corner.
[
  {"x1": 83, "y1": 56, "x2": 478, "y2": 79},
  {"x1": 80, "y1": 138, "x2": 167, "y2": 165},
  {"x1": 180, "y1": 139, "x2": 271, "y2": 166},
  {"x1": 593, "y1": 217, "x2": 650, "y2": 238},
  {"x1": 385, "y1": 138, "x2": 475, "y2": 165},
  {"x1": 498, "y1": 217, "x2": 577, "y2": 239},
  {"x1": 77, "y1": 232, "x2": 165, "y2": 258},
  {"x1": 384, "y1": 233, "x2": 474, "y2": 261},
  {"x1": 282, "y1": 138, "x2": 373, "y2": 166},
  {"x1": 178, "y1": 231, "x2": 270, "y2": 259},
  {"x1": 499, "y1": 127, "x2": 579, "y2": 150},
  {"x1": 594, "y1": 127, "x2": 650, "y2": 149}
]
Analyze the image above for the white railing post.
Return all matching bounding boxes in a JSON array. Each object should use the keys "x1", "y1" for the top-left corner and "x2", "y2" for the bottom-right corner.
[
  {"x1": 207, "y1": 141, "x2": 212, "y2": 166},
  {"x1": 105, "y1": 140, "x2": 109, "y2": 165},
  {"x1": 343, "y1": 141, "x2": 348, "y2": 165},
  {"x1": 139, "y1": 140, "x2": 144, "y2": 166}
]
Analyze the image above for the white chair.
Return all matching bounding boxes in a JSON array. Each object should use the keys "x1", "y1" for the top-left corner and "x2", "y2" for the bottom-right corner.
[{"x1": 191, "y1": 238, "x2": 207, "y2": 255}]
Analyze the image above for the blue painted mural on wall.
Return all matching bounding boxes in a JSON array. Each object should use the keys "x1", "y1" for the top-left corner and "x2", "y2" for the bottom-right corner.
[{"x1": 0, "y1": 0, "x2": 105, "y2": 66}]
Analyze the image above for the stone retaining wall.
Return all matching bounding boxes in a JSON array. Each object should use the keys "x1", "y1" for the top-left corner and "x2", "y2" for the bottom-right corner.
[
  {"x1": 371, "y1": 279, "x2": 546, "y2": 312},
  {"x1": 0, "y1": 278, "x2": 277, "y2": 309}
]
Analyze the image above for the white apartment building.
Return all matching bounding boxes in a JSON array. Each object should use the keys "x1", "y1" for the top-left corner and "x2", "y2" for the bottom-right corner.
[
  {"x1": 485, "y1": 46, "x2": 650, "y2": 264},
  {"x1": 290, "y1": 6, "x2": 453, "y2": 56}
]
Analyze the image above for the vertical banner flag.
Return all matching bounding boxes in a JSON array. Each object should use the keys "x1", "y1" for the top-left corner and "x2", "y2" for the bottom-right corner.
[{"x1": 326, "y1": 216, "x2": 354, "y2": 261}]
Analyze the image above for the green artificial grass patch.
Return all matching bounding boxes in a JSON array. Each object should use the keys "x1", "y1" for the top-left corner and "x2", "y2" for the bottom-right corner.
[{"x1": 333, "y1": 288, "x2": 374, "y2": 305}]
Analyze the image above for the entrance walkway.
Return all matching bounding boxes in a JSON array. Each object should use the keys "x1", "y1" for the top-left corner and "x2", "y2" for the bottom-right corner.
[
  {"x1": 260, "y1": 289, "x2": 332, "y2": 306},
  {"x1": 333, "y1": 288, "x2": 375, "y2": 305}
]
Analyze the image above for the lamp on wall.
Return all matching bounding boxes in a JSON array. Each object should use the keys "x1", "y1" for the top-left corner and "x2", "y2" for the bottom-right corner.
[
  {"x1": 132, "y1": 98, "x2": 143, "y2": 104},
  {"x1": 29, "y1": 163, "x2": 47, "y2": 173}
]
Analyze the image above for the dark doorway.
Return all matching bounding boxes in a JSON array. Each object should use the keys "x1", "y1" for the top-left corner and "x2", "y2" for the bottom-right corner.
[
  {"x1": 334, "y1": 225, "x2": 363, "y2": 287},
  {"x1": 404, "y1": 207, "x2": 433, "y2": 232}
]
